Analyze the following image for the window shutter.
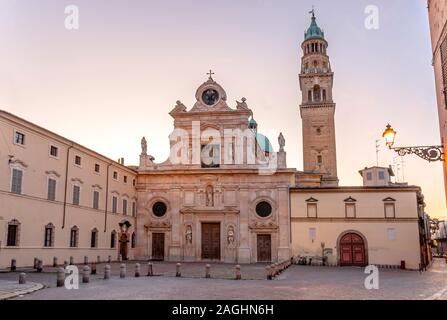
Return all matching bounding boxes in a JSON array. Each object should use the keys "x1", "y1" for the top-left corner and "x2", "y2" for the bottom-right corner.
[
  {"x1": 48, "y1": 179, "x2": 56, "y2": 201},
  {"x1": 11, "y1": 169, "x2": 23, "y2": 194}
]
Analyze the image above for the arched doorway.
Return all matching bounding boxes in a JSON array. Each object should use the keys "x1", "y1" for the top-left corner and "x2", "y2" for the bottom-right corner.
[{"x1": 339, "y1": 232, "x2": 367, "y2": 266}]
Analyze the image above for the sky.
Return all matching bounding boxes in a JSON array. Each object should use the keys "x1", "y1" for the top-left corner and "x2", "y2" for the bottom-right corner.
[{"x1": 0, "y1": 0, "x2": 445, "y2": 218}]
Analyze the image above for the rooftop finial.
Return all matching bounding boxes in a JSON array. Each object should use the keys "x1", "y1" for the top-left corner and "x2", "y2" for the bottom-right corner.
[
  {"x1": 309, "y1": 6, "x2": 316, "y2": 19},
  {"x1": 207, "y1": 69, "x2": 215, "y2": 81}
]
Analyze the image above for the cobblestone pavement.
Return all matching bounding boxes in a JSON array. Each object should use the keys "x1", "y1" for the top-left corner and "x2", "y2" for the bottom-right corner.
[
  {"x1": 1, "y1": 259, "x2": 446, "y2": 300},
  {"x1": 0, "y1": 281, "x2": 44, "y2": 300}
]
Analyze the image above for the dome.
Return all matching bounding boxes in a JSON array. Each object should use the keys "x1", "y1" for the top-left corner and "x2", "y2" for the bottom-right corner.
[
  {"x1": 305, "y1": 13, "x2": 325, "y2": 40},
  {"x1": 256, "y1": 133, "x2": 273, "y2": 153}
]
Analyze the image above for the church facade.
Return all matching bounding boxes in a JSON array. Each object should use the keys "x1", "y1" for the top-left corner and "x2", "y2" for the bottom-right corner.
[{"x1": 0, "y1": 13, "x2": 430, "y2": 270}]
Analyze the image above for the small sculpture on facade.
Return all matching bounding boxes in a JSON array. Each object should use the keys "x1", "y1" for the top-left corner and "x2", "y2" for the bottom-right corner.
[
  {"x1": 185, "y1": 225, "x2": 193, "y2": 245},
  {"x1": 206, "y1": 185, "x2": 214, "y2": 207},
  {"x1": 236, "y1": 97, "x2": 249, "y2": 110},
  {"x1": 227, "y1": 226, "x2": 235, "y2": 246},
  {"x1": 141, "y1": 137, "x2": 147, "y2": 155},
  {"x1": 278, "y1": 132, "x2": 285, "y2": 152}
]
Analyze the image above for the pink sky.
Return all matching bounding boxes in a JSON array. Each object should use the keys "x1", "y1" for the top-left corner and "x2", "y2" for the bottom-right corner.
[{"x1": 0, "y1": 0, "x2": 445, "y2": 218}]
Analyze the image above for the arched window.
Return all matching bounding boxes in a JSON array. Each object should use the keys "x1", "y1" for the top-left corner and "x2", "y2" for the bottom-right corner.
[
  {"x1": 110, "y1": 230, "x2": 116, "y2": 248},
  {"x1": 44, "y1": 223, "x2": 55, "y2": 247},
  {"x1": 70, "y1": 226, "x2": 79, "y2": 248},
  {"x1": 7, "y1": 219, "x2": 20, "y2": 247},
  {"x1": 131, "y1": 232, "x2": 136, "y2": 249},
  {"x1": 91, "y1": 228, "x2": 98, "y2": 248},
  {"x1": 317, "y1": 155, "x2": 323, "y2": 165},
  {"x1": 313, "y1": 85, "x2": 321, "y2": 101},
  {"x1": 323, "y1": 89, "x2": 327, "y2": 101},
  {"x1": 308, "y1": 90, "x2": 312, "y2": 102}
]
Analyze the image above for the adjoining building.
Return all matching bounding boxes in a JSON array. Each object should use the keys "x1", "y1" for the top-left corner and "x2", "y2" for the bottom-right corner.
[{"x1": 0, "y1": 12, "x2": 430, "y2": 270}]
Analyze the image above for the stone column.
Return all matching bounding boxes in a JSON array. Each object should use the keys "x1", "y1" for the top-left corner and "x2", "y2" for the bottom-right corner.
[
  {"x1": 277, "y1": 186, "x2": 292, "y2": 261},
  {"x1": 237, "y1": 187, "x2": 251, "y2": 263},
  {"x1": 169, "y1": 187, "x2": 182, "y2": 261}
]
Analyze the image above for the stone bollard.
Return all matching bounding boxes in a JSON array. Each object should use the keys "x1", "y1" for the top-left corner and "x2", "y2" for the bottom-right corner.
[
  {"x1": 37, "y1": 259, "x2": 43, "y2": 273},
  {"x1": 11, "y1": 259, "x2": 17, "y2": 272},
  {"x1": 176, "y1": 263, "x2": 181, "y2": 277},
  {"x1": 135, "y1": 263, "x2": 141, "y2": 277},
  {"x1": 118, "y1": 254, "x2": 122, "y2": 262},
  {"x1": 266, "y1": 265, "x2": 272, "y2": 280},
  {"x1": 19, "y1": 273, "x2": 26, "y2": 285},
  {"x1": 82, "y1": 265, "x2": 91, "y2": 284},
  {"x1": 147, "y1": 263, "x2": 153, "y2": 277},
  {"x1": 57, "y1": 267, "x2": 65, "y2": 287},
  {"x1": 53, "y1": 257, "x2": 58, "y2": 267},
  {"x1": 33, "y1": 258, "x2": 38, "y2": 269},
  {"x1": 108, "y1": 255, "x2": 112, "y2": 263},
  {"x1": 205, "y1": 264, "x2": 211, "y2": 279},
  {"x1": 69, "y1": 256, "x2": 74, "y2": 265},
  {"x1": 120, "y1": 264, "x2": 126, "y2": 278},
  {"x1": 84, "y1": 256, "x2": 88, "y2": 265},
  {"x1": 104, "y1": 265, "x2": 111, "y2": 280},
  {"x1": 97, "y1": 256, "x2": 101, "y2": 264},
  {"x1": 91, "y1": 262, "x2": 97, "y2": 275},
  {"x1": 63, "y1": 261, "x2": 68, "y2": 269},
  {"x1": 235, "y1": 265, "x2": 241, "y2": 280}
]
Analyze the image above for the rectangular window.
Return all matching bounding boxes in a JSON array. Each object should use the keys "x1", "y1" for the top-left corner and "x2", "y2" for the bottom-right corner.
[
  {"x1": 378, "y1": 171, "x2": 385, "y2": 180},
  {"x1": 307, "y1": 203, "x2": 317, "y2": 218},
  {"x1": 133, "y1": 179, "x2": 136, "y2": 186},
  {"x1": 7, "y1": 225, "x2": 18, "y2": 246},
  {"x1": 11, "y1": 168, "x2": 23, "y2": 194},
  {"x1": 95, "y1": 164, "x2": 100, "y2": 173},
  {"x1": 387, "y1": 228, "x2": 396, "y2": 241},
  {"x1": 440, "y1": 34, "x2": 447, "y2": 108},
  {"x1": 15, "y1": 131, "x2": 25, "y2": 145},
  {"x1": 132, "y1": 202, "x2": 136, "y2": 217},
  {"x1": 124, "y1": 176, "x2": 128, "y2": 183},
  {"x1": 74, "y1": 155, "x2": 82, "y2": 166},
  {"x1": 112, "y1": 196, "x2": 118, "y2": 213},
  {"x1": 345, "y1": 203, "x2": 356, "y2": 218},
  {"x1": 317, "y1": 155, "x2": 322, "y2": 164},
  {"x1": 50, "y1": 145, "x2": 58, "y2": 158},
  {"x1": 113, "y1": 171, "x2": 118, "y2": 180},
  {"x1": 44, "y1": 227, "x2": 53, "y2": 247},
  {"x1": 308, "y1": 228, "x2": 316, "y2": 242},
  {"x1": 93, "y1": 191, "x2": 100, "y2": 210},
  {"x1": 366, "y1": 172, "x2": 372, "y2": 181},
  {"x1": 70, "y1": 230, "x2": 78, "y2": 248},
  {"x1": 123, "y1": 199, "x2": 128, "y2": 215},
  {"x1": 73, "y1": 185, "x2": 80, "y2": 205},
  {"x1": 48, "y1": 178, "x2": 57, "y2": 201},
  {"x1": 385, "y1": 203, "x2": 396, "y2": 218}
]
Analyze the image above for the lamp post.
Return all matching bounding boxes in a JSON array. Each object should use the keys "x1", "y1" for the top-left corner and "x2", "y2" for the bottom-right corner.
[{"x1": 382, "y1": 124, "x2": 444, "y2": 162}]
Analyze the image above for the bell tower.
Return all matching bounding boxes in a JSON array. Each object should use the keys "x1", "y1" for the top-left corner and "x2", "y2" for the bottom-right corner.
[{"x1": 299, "y1": 11, "x2": 338, "y2": 186}]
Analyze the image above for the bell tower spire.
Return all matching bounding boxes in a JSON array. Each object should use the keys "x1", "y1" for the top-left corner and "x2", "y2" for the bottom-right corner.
[{"x1": 299, "y1": 12, "x2": 339, "y2": 186}]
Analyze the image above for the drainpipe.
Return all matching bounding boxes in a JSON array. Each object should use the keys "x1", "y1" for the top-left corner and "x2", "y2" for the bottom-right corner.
[
  {"x1": 62, "y1": 144, "x2": 74, "y2": 229},
  {"x1": 104, "y1": 163, "x2": 112, "y2": 233}
]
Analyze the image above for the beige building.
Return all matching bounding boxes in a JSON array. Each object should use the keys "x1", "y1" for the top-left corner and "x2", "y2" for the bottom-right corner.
[
  {"x1": 0, "y1": 12, "x2": 429, "y2": 270},
  {"x1": 428, "y1": 0, "x2": 447, "y2": 202},
  {"x1": 0, "y1": 110, "x2": 137, "y2": 268}
]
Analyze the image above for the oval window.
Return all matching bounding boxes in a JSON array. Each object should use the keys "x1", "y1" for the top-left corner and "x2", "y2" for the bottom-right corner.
[
  {"x1": 256, "y1": 201, "x2": 272, "y2": 218},
  {"x1": 152, "y1": 202, "x2": 167, "y2": 217}
]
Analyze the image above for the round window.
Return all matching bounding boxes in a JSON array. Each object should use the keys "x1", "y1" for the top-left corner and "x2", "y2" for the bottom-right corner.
[
  {"x1": 152, "y1": 202, "x2": 167, "y2": 217},
  {"x1": 256, "y1": 201, "x2": 272, "y2": 218}
]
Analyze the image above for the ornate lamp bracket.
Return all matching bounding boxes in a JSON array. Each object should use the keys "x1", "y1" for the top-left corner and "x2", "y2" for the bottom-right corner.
[{"x1": 391, "y1": 145, "x2": 444, "y2": 162}]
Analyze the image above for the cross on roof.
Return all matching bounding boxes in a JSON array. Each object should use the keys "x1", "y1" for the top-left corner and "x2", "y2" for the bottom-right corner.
[{"x1": 207, "y1": 69, "x2": 215, "y2": 80}]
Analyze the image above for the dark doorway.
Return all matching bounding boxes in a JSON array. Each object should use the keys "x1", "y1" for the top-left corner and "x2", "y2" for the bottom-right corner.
[
  {"x1": 257, "y1": 234, "x2": 272, "y2": 262},
  {"x1": 201, "y1": 223, "x2": 221, "y2": 260},
  {"x1": 152, "y1": 233, "x2": 165, "y2": 261}
]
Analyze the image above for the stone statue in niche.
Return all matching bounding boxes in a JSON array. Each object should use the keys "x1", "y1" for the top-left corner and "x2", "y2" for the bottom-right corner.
[
  {"x1": 206, "y1": 185, "x2": 214, "y2": 207},
  {"x1": 185, "y1": 225, "x2": 192, "y2": 245},
  {"x1": 141, "y1": 137, "x2": 147, "y2": 155},
  {"x1": 227, "y1": 226, "x2": 235, "y2": 246}
]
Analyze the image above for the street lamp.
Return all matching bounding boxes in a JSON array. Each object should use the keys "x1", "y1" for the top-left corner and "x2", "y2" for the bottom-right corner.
[{"x1": 382, "y1": 124, "x2": 444, "y2": 162}]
